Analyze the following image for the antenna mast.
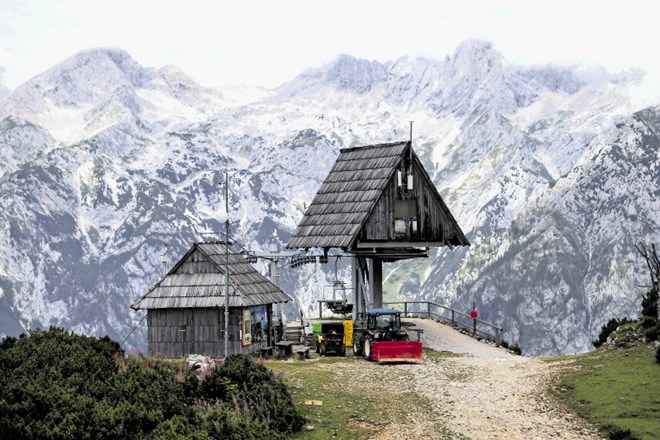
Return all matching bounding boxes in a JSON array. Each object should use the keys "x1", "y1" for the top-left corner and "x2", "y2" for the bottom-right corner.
[
  {"x1": 408, "y1": 121, "x2": 414, "y2": 175},
  {"x1": 223, "y1": 171, "x2": 230, "y2": 358}
]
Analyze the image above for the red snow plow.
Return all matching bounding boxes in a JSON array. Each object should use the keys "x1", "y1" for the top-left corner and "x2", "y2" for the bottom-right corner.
[{"x1": 352, "y1": 308, "x2": 423, "y2": 363}]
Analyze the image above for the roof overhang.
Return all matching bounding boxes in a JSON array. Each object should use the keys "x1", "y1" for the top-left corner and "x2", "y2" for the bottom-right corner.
[{"x1": 350, "y1": 247, "x2": 429, "y2": 261}]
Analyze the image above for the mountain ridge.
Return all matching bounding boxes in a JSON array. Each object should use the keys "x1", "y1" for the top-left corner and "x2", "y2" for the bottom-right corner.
[{"x1": 0, "y1": 42, "x2": 656, "y2": 355}]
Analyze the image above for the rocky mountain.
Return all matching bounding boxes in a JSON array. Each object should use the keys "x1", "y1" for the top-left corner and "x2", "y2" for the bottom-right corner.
[{"x1": 0, "y1": 41, "x2": 657, "y2": 355}]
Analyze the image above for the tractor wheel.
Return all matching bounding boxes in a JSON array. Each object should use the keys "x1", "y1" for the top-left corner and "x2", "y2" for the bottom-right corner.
[
  {"x1": 339, "y1": 345, "x2": 346, "y2": 357},
  {"x1": 319, "y1": 343, "x2": 327, "y2": 356},
  {"x1": 364, "y1": 338, "x2": 373, "y2": 361},
  {"x1": 352, "y1": 338, "x2": 363, "y2": 356}
]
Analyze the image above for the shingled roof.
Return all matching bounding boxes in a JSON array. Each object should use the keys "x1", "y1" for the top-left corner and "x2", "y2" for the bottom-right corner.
[
  {"x1": 131, "y1": 242, "x2": 291, "y2": 310},
  {"x1": 288, "y1": 141, "x2": 407, "y2": 249},
  {"x1": 287, "y1": 141, "x2": 469, "y2": 251}
]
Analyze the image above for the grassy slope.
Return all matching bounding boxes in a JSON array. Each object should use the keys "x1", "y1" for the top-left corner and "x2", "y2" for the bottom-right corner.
[
  {"x1": 549, "y1": 343, "x2": 660, "y2": 440},
  {"x1": 267, "y1": 350, "x2": 457, "y2": 440}
]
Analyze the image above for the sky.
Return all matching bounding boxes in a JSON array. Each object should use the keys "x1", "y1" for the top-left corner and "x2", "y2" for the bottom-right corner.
[{"x1": 1, "y1": 0, "x2": 659, "y2": 104}]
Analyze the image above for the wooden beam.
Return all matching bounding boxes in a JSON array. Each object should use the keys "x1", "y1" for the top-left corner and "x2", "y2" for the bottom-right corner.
[{"x1": 355, "y1": 241, "x2": 446, "y2": 248}]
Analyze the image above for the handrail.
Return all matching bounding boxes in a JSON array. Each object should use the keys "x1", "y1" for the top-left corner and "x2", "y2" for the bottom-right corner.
[{"x1": 383, "y1": 301, "x2": 503, "y2": 344}]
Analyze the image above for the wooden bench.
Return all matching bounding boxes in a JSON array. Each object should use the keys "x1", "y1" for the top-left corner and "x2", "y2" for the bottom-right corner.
[
  {"x1": 259, "y1": 346, "x2": 274, "y2": 358},
  {"x1": 275, "y1": 341, "x2": 294, "y2": 357},
  {"x1": 296, "y1": 347, "x2": 310, "y2": 360}
]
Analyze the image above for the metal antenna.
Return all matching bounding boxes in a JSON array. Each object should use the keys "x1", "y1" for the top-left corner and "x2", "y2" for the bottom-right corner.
[
  {"x1": 160, "y1": 244, "x2": 168, "y2": 277},
  {"x1": 408, "y1": 121, "x2": 414, "y2": 173},
  {"x1": 220, "y1": 170, "x2": 230, "y2": 358}
]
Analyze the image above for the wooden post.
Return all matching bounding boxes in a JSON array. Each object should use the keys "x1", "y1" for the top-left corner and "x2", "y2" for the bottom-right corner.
[
  {"x1": 404, "y1": 302, "x2": 408, "y2": 318},
  {"x1": 305, "y1": 400, "x2": 323, "y2": 413},
  {"x1": 451, "y1": 309, "x2": 455, "y2": 325},
  {"x1": 267, "y1": 303, "x2": 273, "y2": 347},
  {"x1": 427, "y1": 302, "x2": 431, "y2": 319},
  {"x1": 370, "y1": 259, "x2": 383, "y2": 308}
]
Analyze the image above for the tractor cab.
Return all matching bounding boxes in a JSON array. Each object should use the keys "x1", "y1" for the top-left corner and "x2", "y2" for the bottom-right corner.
[
  {"x1": 364, "y1": 308, "x2": 409, "y2": 342},
  {"x1": 352, "y1": 308, "x2": 422, "y2": 362},
  {"x1": 369, "y1": 309, "x2": 401, "y2": 331}
]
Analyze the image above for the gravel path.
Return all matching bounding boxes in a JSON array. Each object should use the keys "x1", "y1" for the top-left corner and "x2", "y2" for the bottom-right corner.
[{"x1": 376, "y1": 319, "x2": 604, "y2": 440}]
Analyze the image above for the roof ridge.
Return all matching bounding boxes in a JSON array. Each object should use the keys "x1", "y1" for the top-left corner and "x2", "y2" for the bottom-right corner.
[{"x1": 339, "y1": 140, "x2": 409, "y2": 153}]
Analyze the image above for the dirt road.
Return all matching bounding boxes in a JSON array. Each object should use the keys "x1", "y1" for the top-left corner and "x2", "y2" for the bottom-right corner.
[{"x1": 377, "y1": 319, "x2": 603, "y2": 440}]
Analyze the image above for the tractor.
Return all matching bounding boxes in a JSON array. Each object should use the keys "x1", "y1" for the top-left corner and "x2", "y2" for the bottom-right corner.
[
  {"x1": 314, "y1": 321, "x2": 347, "y2": 356},
  {"x1": 318, "y1": 329, "x2": 346, "y2": 356},
  {"x1": 351, "y1": 308, "x2": 423, "y2": 363}
]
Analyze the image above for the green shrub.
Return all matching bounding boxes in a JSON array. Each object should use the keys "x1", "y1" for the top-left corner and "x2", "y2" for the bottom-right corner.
[
  {"x1": 0, "y1": 329, "x2": 304, "y2": 440},
  {"x1": 201, "y1": 354, "x2": 305, "y2": 434},
  {"x1": 593, "y1": 318, "x2": 632, "y2": 348},
  {"x1": 145, "y1": 415, "x2": 211, "y2": 440},
  {"x1": 201, "y1": 403, "x2": 286, "y2": 440},
  {"x1": 644, "y1": 324, "x2": 659, "y2": 342},
  {"x1": 639, "y1": 315, "x2": 657, "y2": 329},
  {"x1": 603, "y1": 424, "x2": 641, "y2": 440},
  {"x1": 640, "y1": 287, "x2": 658, "y2": 320}
]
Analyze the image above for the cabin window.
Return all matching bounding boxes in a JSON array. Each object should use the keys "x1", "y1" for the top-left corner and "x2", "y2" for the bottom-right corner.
[
  {"x1": 394, "y1": 199, "x2": 418, "y2": 238},
  {"x1": 242, "y1": 308, "x2": 252, "y2": 345},
  {"x1": 394, "y1": 219, "x2": 407, "y2": 234},
  {"x1": 394, "y1": 217, "x2": 418, "y2": 238}
]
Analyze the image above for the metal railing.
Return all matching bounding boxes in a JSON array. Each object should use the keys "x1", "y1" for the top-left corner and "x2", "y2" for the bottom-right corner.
[{"x1": 383, "y1": 301, "x2": 503, "y2": 344}]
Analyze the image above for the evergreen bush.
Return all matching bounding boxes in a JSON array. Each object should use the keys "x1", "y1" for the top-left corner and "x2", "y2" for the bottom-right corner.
[
  {"x1": 604, "y1": 424, "x2": 641, "y2": 440},
  {"x1": 0, "y1": 328, "x2": 303, "y2": 440},
  {"x1": 640, "y1": 287, "x2": 658, "y2": 320},
  {"x1": 202, "y1": 353, "x2": 305, "y2": 434},
  {"x1": 639, "y1": 315, "x2": 657, "y2": 329},
  {"x1": 644, "y1": 324, "x2": 659, "y2": 342},
  {"x1": 592, "y1": 318, "x2": 632, "y2": 348}
]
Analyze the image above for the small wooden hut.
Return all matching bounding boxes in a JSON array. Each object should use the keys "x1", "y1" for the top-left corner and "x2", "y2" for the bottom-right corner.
[
  {"x1": 287, "y1": 141, "x2": 469, "y2": 315},
  {"x1": 131, "y1": 241, "x2": 291, "y2": 358}
]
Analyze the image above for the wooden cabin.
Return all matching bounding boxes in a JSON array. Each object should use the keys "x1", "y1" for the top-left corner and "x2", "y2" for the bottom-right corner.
[
  {"x1": 131, "y1": 241, "x2": 292, "y2": 358},
  {"x1": 288, "y1": 141, "x2": 468, "y2": 254},
  {"x1": 287, "y1": 141, "x2": 469, "y2": 313}
]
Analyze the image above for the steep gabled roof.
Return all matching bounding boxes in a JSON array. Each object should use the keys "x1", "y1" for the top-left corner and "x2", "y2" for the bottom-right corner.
[
  {"x1": 288, "y1": 141, "x2": 408, "y2": 249},
  {"x1": 131, "y1": 242, "x2": 291, "y2": 310},
  {"x1": 287, "y1": 141, "x2": 469, "y2": 250}
]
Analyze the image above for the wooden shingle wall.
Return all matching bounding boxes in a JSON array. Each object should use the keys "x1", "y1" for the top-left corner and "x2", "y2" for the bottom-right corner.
[
  {"x1": 362, "y1": 155, "x2": 466, "y2": 245},
  {"x1": 147, "y1": 308, "x2": 253, "y2": 358}
]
